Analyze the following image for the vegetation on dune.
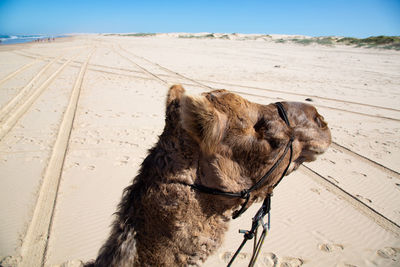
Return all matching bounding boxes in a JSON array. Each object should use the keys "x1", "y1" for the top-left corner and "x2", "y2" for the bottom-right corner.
[
  {"x1": 285, "y1": 35, "x2": 400, "y2": 50},
  {"x1": 104, "y1": 33, "x2": 156, "y2": 37},
  {"x1": 315, "y1": 37, "x2": 336, "y2": 45},
  {"x1": 289, "y1": 37, "x2": 336, "y2": 46},
  {"x1": 122, "y1": 33, "x2": 156, "y2": 37},
  {"x1": 291, "y1": 38, "x2": 315, "y2": 45},
  {"x1": 337, "y1": 35, "x2": 400, "y2": 50},
  {"x1": 179, "y1": 33, "x2": 216, "y2": 39},
  {"x1": 274, "y1": 39, "x2": 287, "y2": 44},
  {"x1": 338, "y1": 35, "x2": 400, "y2": 45},
  {"x1": 336, "y1": 37, "x2": 359, "y2": 44},
  {"x1": 179, "y1": 33, "x2": 271, "y2": 41}
]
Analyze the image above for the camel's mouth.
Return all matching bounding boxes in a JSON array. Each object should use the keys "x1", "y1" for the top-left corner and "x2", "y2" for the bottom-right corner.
[
  {"x1": 308, "y1": 147, "x2": 326, "y2": 155},
  {"x1": 305, "y1": 140, "x2": 330, "y2": 155},
  {"x1": 298, "y1": 148, "x2": 321, "y2": 163}
]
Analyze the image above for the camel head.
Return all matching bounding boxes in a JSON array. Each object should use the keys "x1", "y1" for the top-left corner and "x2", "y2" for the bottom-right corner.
[{"x1": 167, "y1": 85, "x2": 331, "y2": 204}]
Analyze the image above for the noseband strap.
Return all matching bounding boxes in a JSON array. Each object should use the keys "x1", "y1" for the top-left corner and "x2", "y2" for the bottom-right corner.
[{"x1": 276, "y1": 102, "x2": 291, "y2": 127}]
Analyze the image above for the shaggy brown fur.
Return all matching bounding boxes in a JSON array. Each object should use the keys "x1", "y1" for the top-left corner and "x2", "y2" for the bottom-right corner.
[{"x1": 86, "y1": 85, "x2": 331, "y2": 266}]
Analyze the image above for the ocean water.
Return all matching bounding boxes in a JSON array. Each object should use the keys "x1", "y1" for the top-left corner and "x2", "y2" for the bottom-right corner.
[{"x1": 0, "y1": 34, "x2": 65, "y2": 45}]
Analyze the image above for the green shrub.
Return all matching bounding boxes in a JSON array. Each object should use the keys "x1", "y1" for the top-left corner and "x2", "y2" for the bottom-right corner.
[
  {"x1": 337, "y1": 36, "x2": 400, "y2": 49},
  {"x1": 275, "y1": 39, "x2": 286, "y2": 43},
  {"x1": 291, "y1": 38, "x2": 314, "y2": 45},
  {"x1": 315, "y1": 37, "x2": 335, "y2": 45}
]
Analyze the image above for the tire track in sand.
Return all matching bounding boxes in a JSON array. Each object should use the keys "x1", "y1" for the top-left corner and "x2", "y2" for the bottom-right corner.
[
  {"x1": 19, "y1": 48, "x2": 95, "y2": 267},
  {"x1": 0, "y1": 56, "x2": 61, "y2": 122},
  {"x1": 0, "y1": 60, "x2": 39, "y2": 87},
  {"x1": 73, "y1": 61, "x2": 400, "y2": 114},
  {"x1": 113, "y1": 45, "x2": 169, "y2": 85},
  {"x1": 331, "y1": 141, "x2": 400, "y2": 178},
  {"x1": 219, "y1": 89, "x2": 400, "y2": 122},
  {"x1": 33, "y1": 45, "x2": 400, "y2": 120},
  {"x1": 116, "y1": 45, "x2": 400, "y2": 121},
  {"x1": 300, "y1": 165, "x2": 400, "y2": 237},
  {"x1": 196, "y1": 79, "x2": 400, "y2": 113},
  {"x1": 0, "y1": 54, "x2": 79, "y2": 141},
  {"x1": 117, "y1": 44, "x2": 211, "y2": 89},
  {"x1": 14, "y1": 45, "x2": 400, "y2": 118}
]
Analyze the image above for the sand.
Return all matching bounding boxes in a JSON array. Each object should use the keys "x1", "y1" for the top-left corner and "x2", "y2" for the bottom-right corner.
[{"x1": 0, "y1": 34, "x2": 399, "y2": 267}]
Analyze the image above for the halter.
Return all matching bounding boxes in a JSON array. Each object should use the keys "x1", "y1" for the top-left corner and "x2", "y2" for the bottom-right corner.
[{"x1": 186, "y1": 102, "x2": 293, "y2": 218}]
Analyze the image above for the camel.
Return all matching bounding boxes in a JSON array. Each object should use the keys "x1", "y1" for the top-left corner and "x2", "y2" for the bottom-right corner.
[{"x1": 85, "y1": 85, "x2": 331, "y2": 266}]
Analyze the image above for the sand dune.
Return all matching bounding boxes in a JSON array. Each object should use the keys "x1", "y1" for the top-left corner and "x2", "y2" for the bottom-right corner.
[{"x1": 0, "y1": 34, "x2": 399, "y2": 267}]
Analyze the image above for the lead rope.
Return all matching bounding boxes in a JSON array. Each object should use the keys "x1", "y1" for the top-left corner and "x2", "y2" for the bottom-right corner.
[
  {"x1": 227, "y1": 102, "x2": 293, "y2": 267},
  {"x1": 227, "y1": 195, "x2": 271, "y2": 267},
  {"x1": 228, "y1": 137, "x2": 293, "y2": 267}
]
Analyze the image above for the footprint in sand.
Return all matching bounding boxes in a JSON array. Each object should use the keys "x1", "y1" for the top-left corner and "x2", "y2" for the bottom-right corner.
[
  {"x1": 318, "y1": 243, "x2": 344, "y2": 253},
  {"x1": 26, "y1": 155, "x2": 41, "y2": 162},
  {"x1": 376, "y1": 247, "x2": 400, "y2": 261},
  {"x1": 220, "y1": 251, "x2": 232, "y2": 262},
  {"x1": 220, "y1": 252, "x2": 303, "y2": 267},
  {"x1": 279, "y1": 257, "x2": 304, "y2": 267},
  {"x1": 259, "y1": 252, "x2": 278, "y2": 266},
  {"x1": 220, "y1": 252, "x2": 250, "y2": 263},
  {"x1": 310, "y1": 188, "x2": 321, "y2": 195},
  {"x1": 115, "y1": 156, "x2": 130, "y2": 166},
  {"x1": 56, "y1": 260, "x2": 84, "y2": 267},
  {"x1": 395, "y1": 183, "x2": 400, "y2": 190},
  {"x1": 87, "y1": 165, "x2": 95, "y2": 171},
  {"x1": 0, "y1": 255, "x2": 21, "y2": 266}
]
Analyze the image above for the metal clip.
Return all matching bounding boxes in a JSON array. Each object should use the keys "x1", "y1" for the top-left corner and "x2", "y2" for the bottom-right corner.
[{"x1": 238, "y1": 229, "x2": 254, "y2": 240}]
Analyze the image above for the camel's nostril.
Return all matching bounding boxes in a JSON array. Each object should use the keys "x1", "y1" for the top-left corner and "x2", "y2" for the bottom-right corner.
[{"x1": 315, "y1": 114, "x2": 327, "y2": 129}]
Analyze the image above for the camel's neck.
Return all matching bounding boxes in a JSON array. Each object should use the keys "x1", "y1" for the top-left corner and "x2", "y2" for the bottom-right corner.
[{"x1": 153, "y1": 121, "x2": 242, "y2": 216}]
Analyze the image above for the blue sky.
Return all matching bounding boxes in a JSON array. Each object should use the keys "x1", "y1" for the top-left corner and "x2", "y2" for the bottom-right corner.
[{"x1": 0, "y1": 0, "x2": 399, "y2": 37}]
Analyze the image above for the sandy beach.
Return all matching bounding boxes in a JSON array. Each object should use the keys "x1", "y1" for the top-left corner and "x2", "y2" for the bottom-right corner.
[{"x1": 0, "y1": 34, "x2": 399, "y2": 266}]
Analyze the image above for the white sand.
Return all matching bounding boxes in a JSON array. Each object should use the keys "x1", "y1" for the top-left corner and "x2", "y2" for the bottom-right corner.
[{"x1": 0, "y1": 34, "x2": 399, "y2": 266}]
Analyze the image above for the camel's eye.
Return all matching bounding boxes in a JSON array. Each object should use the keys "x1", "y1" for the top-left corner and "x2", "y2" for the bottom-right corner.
[
  {"x1": 253, "y1": 118, "x2": 285, "y2": 148},
  {"x1": 253, "y1": 117, "x2": 270, "y2": 139}
]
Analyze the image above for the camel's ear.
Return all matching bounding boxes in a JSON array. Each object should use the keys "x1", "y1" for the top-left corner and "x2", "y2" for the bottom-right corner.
[
  {"x1": 181, "y1": 94, "x2": 226, "y2": 153},
  {"x1": 166, "y1": 84, "x2": 185, "y2": 106}
]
